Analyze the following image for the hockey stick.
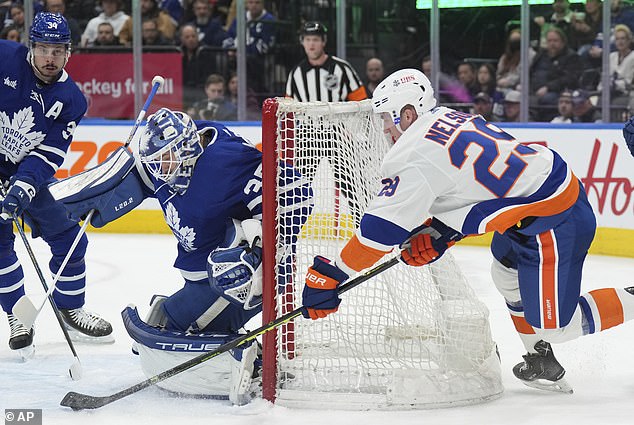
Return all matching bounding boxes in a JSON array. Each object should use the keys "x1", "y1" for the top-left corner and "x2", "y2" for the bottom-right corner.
[
  {"x1": 12, "y1": 210, "x2": 94, "y2": 330},
  {"x1": 10, "y1": 75, "x2": 165, "y2": 329},
  {"x1": 0, "y1": 184, "x2": 84, "y2": 380},
  {"x1": 60, "y1": 257, "x2": 400, "y2": 410}
]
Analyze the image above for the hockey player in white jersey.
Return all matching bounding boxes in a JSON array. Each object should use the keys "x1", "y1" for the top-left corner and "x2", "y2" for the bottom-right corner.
[
  {"x1": 54, "y1": 107, "x2": 312, "y2": 403},
  {"x1": 302, "y1": 68, "x2": 634, "y2": 394},
  {"x1": 0, "y1": 12, "x2": 113, "y2": 359}
]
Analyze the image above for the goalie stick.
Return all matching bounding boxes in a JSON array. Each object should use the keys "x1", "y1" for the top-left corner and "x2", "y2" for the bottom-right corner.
[
  {"x1": 11, "y1": 76, "x2": 165, "y2": 335},
  {"x1": 60, "y1": 257, "x2": 400, "y2": 410}
]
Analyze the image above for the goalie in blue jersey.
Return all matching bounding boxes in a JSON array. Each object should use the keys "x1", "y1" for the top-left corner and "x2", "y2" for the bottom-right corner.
[
  {"x1": 0, "y1": 12, "x2": 114, "y2": 360},
  {"x1": 53, "y1": 108, "x2": 313, "y2": 404}
]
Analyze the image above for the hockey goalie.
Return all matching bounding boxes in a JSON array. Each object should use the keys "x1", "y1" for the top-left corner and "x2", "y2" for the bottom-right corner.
[{"x1": 48, "y1": 108, "x2": 313, "y2": 403}]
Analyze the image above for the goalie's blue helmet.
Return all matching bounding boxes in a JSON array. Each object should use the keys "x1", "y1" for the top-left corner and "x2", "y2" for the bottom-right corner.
[
  {"x1": 30, "y1": 12, "x2": 71, "y2": 45},
  {"x1": 139, "y1": 108, "x2": 203, "y2": 194}
]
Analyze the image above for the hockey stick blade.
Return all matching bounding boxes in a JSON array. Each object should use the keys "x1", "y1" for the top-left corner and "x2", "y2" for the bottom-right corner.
[{"x1": 59, "y1": 257, "x2": 399, "y2": 410}]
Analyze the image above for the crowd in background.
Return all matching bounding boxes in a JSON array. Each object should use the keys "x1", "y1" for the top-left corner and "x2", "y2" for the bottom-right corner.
[{"x1": 3, "y1": 0, "x2": 634, "y2": 123}]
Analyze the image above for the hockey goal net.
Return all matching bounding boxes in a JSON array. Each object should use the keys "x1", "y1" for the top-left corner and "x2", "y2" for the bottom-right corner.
[{"x1": 261, "y1": 98, "x2": 503, "y2": 409}]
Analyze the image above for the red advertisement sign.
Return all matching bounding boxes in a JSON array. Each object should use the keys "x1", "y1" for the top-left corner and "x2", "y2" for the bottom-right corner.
[{"x1": 66, "y1": 52, "x2": 183, "y2": 119}]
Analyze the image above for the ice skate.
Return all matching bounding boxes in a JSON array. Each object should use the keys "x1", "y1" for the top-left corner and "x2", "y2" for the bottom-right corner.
[
  {"x1": 59, "y1": 308, "x2": 114, "y2": 344},
  {"x1": 7, "y1": 314, "x2": 35, "y2": 361},
  {"x1": 513, "y1": 340, "x2": 573, "y2": 394}
]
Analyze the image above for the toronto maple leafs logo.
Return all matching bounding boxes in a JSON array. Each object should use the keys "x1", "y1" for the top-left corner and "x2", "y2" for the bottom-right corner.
[
  {"x1": 164, "y1": 202, "x2": 197, "y2": 252},
  {"x1": 0, "y1": 107, "x2": 46, "y2": 164}
]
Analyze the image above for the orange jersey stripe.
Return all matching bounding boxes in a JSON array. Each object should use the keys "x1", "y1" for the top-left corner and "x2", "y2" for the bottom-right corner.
[
  {"x1": 340, "y1": 235, "x2": 391, "y2": 272},
  {"x1": 539, "y1": 230, "x2": 558, "y2": 329},
  {"x1": 589, "y1": 288, "x2": 624, "y2": 330},
  {"x1": 510, "y1": 314, "x2": 536, "y2": 334},
  {"x1": 346, "y1": 86, "x2": 368, "y2": 101},
  {"x1": 484, "y1": 175, "x2": 580, "y2": 233}
]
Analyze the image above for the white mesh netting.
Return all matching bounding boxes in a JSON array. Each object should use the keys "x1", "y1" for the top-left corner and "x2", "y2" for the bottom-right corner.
[{"x1": 265, "y1": 98, "x2": 503, "y2": 409}]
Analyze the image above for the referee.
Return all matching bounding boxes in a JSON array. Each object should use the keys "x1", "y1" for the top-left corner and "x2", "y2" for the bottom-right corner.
[
  {"x1": 285, "y1": 21, "x2": 369, "y2": 223},
  {"x1": 285, "y1": 21, "x2": 367, "y2": 102}
]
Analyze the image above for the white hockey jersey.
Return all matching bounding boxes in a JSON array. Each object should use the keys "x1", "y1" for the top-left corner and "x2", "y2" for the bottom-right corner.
[{"x1": 339, "y1": 106, "x2": 579, "y2": 272}]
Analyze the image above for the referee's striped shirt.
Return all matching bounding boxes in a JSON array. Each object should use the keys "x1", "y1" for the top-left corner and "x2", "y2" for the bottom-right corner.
[{"x1": 285, "y1": 55, "x2": 368, "y2": 102}]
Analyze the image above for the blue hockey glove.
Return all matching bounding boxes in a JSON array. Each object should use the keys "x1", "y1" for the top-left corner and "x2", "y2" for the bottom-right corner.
[
  {"x1": 301, "y1": 256, "x2": 349, "y2": 320},
  {"x1": 623, "y1": 116, "x2": 634, "y2": 157},
  {"x1": 0, "y1": 178, "x2": 36, "y2": 223}
]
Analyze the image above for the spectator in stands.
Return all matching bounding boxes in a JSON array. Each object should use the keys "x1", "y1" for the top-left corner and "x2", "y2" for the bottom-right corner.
[
  {"x1": 9, "y1": 3, "x2": 25, "y2": 44},
  {"x1": 551, "y1": 89, "x2": 574, "y2": 123},
  {"x1": 474, "y1": 63, "x2": 497, "y2": 97},
  {"x1": 529, "y1": 26, "x2": 582, "y2": 120},
  {"x1": 189, "y1": 0, "x2": 227, "y2": 47},
  {"x1": 44, "y1": 0, "x2": 81, "y2": 46},
  {"x1": 612, "y1": 0, "x2": 634, "y2": 33},
  {"x1": 89, "y1": 21, "x2": 121, "y2": 47},
  {"x1": 571, "y1": 89, "x2": 601, "y2": 122},
  {"x1": 81, "y1": 0, "x2": 129, "y2": 47},
  {"x1": 141, "y1": 17, "x2": 172, "y2": 46},
  {"x1": 365, "y1": 57, "x2": 384, "y2": 97},
  {"x1": 180, "y1": 23, "x2": 204, "y2": 109},
  {"x1": 159, "y1": 0, "x2": 183, "y2": 25},
  {"x1": 533, "y1": 0, "x2": 575, "y2": 49},
  {"x1": 496, "y1": 28, "x2": 536, "y2": 94},
  {"x1": 224, "y1": 0, "x2": 276, "y2": 95},
  {"x1": 64, "y1": 0, "x2": 97, "y2": 32},
  {"x1": 472, "y1": 91, "x2": 494, "y2": 121},
  {"x1": 598, "y1": 24, "x2": 634, "y2": 105},
  {"x1": 187, "y1": 73, "x2": 238, "y2": 121},
  {"x1": 226, "y1": 71, "x2": 261, "y2": 120},
  {"x1": 502, "y1": 90, "x2": 522, "y2": 122},
  {"x1": 422, "y1": 55, "x2": 471, "y2": 104},
  {"x1": 569, "y1": 0, "x2": 602, "y2": 57},
  {"x1": 118, "y1": 0, "x2": 176, "y2": 46},
  {"x1": 456, "y1": 61, "x2": 478, "y2": 99},
  {"x1": 0, "y1": 24, "x2": 19, "y2": 42}
]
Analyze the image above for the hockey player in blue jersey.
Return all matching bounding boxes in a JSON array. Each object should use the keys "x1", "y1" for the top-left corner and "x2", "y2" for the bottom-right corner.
[
  {"x1": 0, "y1": 12, "x2": 113, "y2": 359},
  {"x1": 52, "y1": 107, "x2": 312, "y2": 403}
]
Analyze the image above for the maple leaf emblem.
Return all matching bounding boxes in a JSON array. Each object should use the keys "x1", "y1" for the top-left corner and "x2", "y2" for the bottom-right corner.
[
  {"x1": 164, "y1": 202, "x2": 197, "y2": 252},
  {"x1": 0, "y1": 107, "x2": 46, "y2": 164}
]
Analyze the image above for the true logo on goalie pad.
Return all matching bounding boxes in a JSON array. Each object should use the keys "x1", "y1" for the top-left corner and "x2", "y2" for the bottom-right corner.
[{"x1": 153, "y1": 342, "x2": 221, "y2": 351}]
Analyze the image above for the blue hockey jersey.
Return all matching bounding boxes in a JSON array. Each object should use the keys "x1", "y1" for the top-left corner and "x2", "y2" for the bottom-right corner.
[
  {"x1": 0, "y1": 40, "x2": 87, "y2": 187},
  {"x1": 137, "y1": 122, "x2": 266, "y2": 278}
]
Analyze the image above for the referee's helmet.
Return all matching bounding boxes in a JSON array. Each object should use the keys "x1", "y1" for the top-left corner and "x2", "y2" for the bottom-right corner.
[{"x1": 300, "y1": 21, "x2": 327, "y2": 41}]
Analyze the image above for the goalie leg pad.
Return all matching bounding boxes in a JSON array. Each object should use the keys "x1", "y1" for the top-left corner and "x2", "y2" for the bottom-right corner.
[
  {"x1": 122, "y1": 305, "x2": 257, "y2": 400},
  {"x1": 162, "y1": 279, "x2": 260, "y2": 333}
]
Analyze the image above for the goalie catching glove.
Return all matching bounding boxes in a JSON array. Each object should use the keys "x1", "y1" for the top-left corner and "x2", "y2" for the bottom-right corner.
[
  {"x1": 208, "y1": 219, "x2": 263, "y2": 310},
  {"x1": 301, "y1": 256, "x2": 349, "y2": 320},
  {"x1": 400, "y1": 217, "x2": 462, "y2": 266}
]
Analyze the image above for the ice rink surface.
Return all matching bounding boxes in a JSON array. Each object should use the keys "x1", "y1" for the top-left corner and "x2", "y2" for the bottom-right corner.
[{"x1": 1, "y1": 233, "x2": 633, "y2": 425}]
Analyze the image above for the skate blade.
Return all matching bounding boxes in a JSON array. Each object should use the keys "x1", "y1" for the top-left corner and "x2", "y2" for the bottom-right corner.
[
  {"x1": 520, "y1": 377, "x2": 573, "y2": 394},
  {"x1": 15, "y1": 344, "x2": 35, "y2": 362},
  {"x1": 65, "y1": 327, "x2": 115, "y2": 344}
]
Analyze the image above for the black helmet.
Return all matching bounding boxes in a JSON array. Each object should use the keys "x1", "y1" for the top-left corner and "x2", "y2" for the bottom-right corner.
[{"x1": 301, "y1": 21, "x2": 327, "y2": 39}]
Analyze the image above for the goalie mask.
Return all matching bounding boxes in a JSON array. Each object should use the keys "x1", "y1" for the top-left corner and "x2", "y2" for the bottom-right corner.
[
  {"x1": 139, "y1": 108, "x2": 203, "y2": 194},
  {"x1": 372, "y1": 68, "x2": 436, "y2": 141}
]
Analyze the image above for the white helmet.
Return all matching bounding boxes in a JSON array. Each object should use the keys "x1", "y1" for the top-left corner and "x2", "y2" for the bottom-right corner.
[{"x1": 372, "y1": 68, "x2": 436, "y2": 124}]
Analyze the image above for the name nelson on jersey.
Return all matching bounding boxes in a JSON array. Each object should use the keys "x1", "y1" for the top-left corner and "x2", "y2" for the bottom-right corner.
[{"x1": 424, "y1": 110, "x2": 474, "y2": 146}]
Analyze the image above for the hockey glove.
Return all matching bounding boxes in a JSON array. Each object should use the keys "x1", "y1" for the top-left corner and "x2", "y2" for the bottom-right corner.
[
  {"x1": 400, "y1": 218, "x2": 461, "y2": 266},
  {"x1": 623, "y1": 116, "x2": 634, "y2": 157},
  {"x1": 301, "y1": 256, "x2": 349, "y2": 320},
  {"x1": 0, "y1": 178, "x2": 36, "y2": 223}
]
